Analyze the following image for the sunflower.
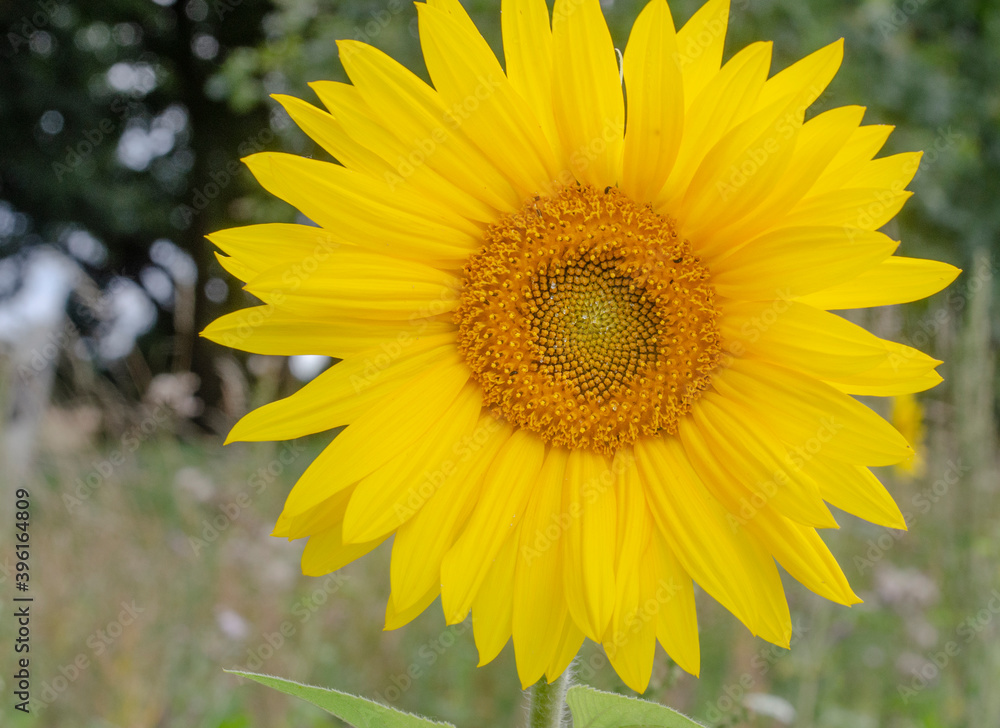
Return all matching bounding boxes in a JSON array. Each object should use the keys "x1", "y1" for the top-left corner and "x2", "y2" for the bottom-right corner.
[{"x1": 204, "y1": 0, "x2": 960, "y2": 693}]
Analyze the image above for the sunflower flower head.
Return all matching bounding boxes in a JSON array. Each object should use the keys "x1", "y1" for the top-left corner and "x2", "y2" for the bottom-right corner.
[{"x1": 204, "y1": 0, "x2": 961, "y2": 694}]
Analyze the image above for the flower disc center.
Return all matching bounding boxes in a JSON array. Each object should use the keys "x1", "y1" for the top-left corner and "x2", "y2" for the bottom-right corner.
[{"x1": 457, "y1": 185, "x2": 722, "y2": 453}]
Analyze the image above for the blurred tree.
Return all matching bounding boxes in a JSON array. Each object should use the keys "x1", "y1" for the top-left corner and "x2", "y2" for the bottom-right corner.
[{"x1": 0, "y1": 0, "x2": 275, "y2": 420}]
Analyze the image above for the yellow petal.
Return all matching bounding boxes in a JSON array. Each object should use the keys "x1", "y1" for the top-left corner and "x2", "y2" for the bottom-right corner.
[
  {"x1": 602, "y1": 561, "x2": 656, "y2": 693},
  {"x1": 274, "y1": 486, "x2": 354, "y2": 541},
  {"x1": 796, "y1": 257, "x2": 961, "y2": 309},
  {"x1": 390, "y1": 415, "x2": 513, "y2": 612},
  {"x1": 385, "y1": 583, "x2": 440, "y2": 631},
  {"x1": 720, "y1": 300, "x2": 892, "y2": 379},
  {"x1": 208, "y1": 223, "x2": 345, "y2": 281},
  {"x1": 513, "y1": 447, "x2": 572, "y2": 688},
  {"x1": 621, "y1": 0, "x2": 684, "y2": 203},
  {"x1": 823, "y1": 339, "x2": 943, "y2": 396},
  {"x1": 244, "y1": 247, "x2": 460, "y2": 321},
  {"x1": 551, "y1": 0, "x2": 624, "y2": 188},
  {"x1": 809, "y1": 122, "x2": 894, "y2": 196},
  {"x1": 657, "y1": 40, "x2": 772, "y2": 211},
  {"x1": 562, "y1": 448, "x2": 617, "y2": 642},
  {"x1": 272, "y1": 93, "x2": 388, "y2": 179},
  {"x1": 228, "y1": 337, "x2": 456, "y2": 443},
  {"x1": 650, "y1": 534, "x2": 700, "y2": 676},
  {"x1": 739, "y1": 535, "x2": 793, "y2": 647},
  {"x1": 343, "y1": 381, "x2": 483, "y2": 543},
  {"x1": 681, "y1": 396, "x2": 838, "y2": 529},
  {"x1": 602, "y1": 451, "x2": 656, "y2": 691},
  {"x1": 301, "y1": 522, "x2": 386, "y2": 577},
  {"x1": 845, "y1": 151, "x2": 922, "y2": 190},
  {"x1": 214, "y1": 252, "x2": 253, "y2": 283},
  {"x1": 710, "y1": 358, "x2": 914, "y2": 466},
  {"x1": 472, "y1": 526, "x2": 519, "y2": 665},
  {"x1": 281, "y1": 359, "x2": 471, "y2": 518},
  {"x1": 779, "y1": 186, "x2": 912, "y2": 231},
  {"x1": 308, "y1": 80, "x2": 499, "y2": 224},
  {"x1": 679, "y1": 92, "x2": 802, "y2": 237},
  {"x1": 709, "y1": 226, "x2": 897, "y2": 301},
  {"x1": 417, "y1": 3, "x2": 558, "y2": 197},
  {"x1": 740, "y1": 507, "x2": 860, "y2": 605},
  {"x1": 201, "y1": 305, "x2": 454, "y2": 358},
  {"x1": 337, "y1": 40, "x2": 522, "y2": 213},
  {"x1": 612, "y1": 450, "x2": 652, "y2": 595},
  {"x1": 502, "y1": 0, "x2": 561, "y2": 157},
  {"x1": 674, "y1": 0, "x2": 729, "y2": 109},
  {"x1": 440, "y1": 429, "x2": 545, "y2": 623},
  {"x1": 635, "y1": 437, "x2": 785, "y2": 643},
  {"x1": 755, "y1": 39, "x2": 843, "y2": 114},
  {"x1": 697, "y1": 105, "x2": 866, "y2": 261},
  {"x1": 545, "y1": 618, "x2": 586, "y2": 682},
  {"x1": 828, "y1": 369, "x2": 943, "y2": 397},
  {"x1": 807, "y1": 458, "x2": 907, "y2": 530},
  {"x1": 243, "y1": 152, "x2": 476, "y2": 267}
]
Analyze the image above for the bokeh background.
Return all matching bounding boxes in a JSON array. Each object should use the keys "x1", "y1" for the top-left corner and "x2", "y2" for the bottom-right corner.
[{"x1": 0, "y1": 0, "x2": 997, "y2": 725}]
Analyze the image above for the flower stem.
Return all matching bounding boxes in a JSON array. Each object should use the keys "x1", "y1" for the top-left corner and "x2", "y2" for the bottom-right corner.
[{"x1": 527, "y1": 668, "x2": 572, "y2": 728}]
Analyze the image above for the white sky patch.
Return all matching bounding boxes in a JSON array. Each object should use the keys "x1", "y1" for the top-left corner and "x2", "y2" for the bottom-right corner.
[
  {"x1": 116, "y1": 105, "x2": 186, "y2": 172},
  {"x1": 106, "y1": 61, "x2": 157, "y2": 95},
  {"x1": 140, "y1": 265, "x2": 174, "y2": 306},
  {"x1": 288, "y1": 355, "x2": 331, "y2": 382},
  {"x1": 65, "y1": 229, "x2": 107, "y2": 266},
  {"x1": 98, "y1": 277, "x2": 157, "y2": 360},
  {"x1": 0, "y1": 248, "x2": 79, "y2": 344},
  {"x1": 150, "y1": 238, "x2": 197, "y2": 287}
]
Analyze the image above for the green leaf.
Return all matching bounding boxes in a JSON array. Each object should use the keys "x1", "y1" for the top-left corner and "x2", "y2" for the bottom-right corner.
[
  {"x1": 565, "y1": 685, "x2": 707, "y2": 728},
  {"x1": 225, "y1": 670, "x2": 455, "y2": 728}
]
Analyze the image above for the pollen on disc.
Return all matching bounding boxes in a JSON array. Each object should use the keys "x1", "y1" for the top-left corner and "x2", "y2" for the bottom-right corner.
[{"x1": 456, "y1": 185, "x2": 722, "y2": 453}]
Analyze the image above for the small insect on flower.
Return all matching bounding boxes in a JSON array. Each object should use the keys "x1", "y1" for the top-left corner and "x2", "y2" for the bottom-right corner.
[{"x1": 203, "y1": 0, "x2": 960, "y2": 694}]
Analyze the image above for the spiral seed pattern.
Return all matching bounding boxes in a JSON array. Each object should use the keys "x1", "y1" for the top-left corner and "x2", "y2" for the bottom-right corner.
[{"x1": 456, "y1": 185, "x2": 722, "y2": 453}]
